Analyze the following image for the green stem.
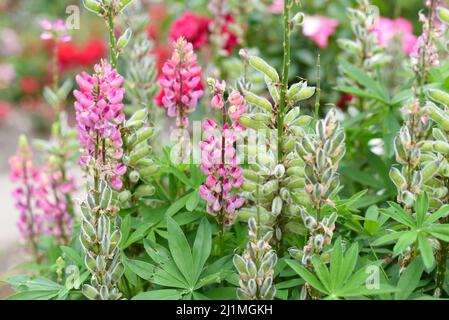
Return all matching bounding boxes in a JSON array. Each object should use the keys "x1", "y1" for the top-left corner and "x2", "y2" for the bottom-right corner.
[
  {"x1": 107, "y1": 13, "x2": 118, "y2": 69},
  {"x1": 436, "y1": 238, "x2": 448, "y2": 296},
  {"x1": 314, "y1": 53, "x2": 321, "y2": 120},
  {"x1": 277, "y1": 0, "x2": 291, "y2": 164}
]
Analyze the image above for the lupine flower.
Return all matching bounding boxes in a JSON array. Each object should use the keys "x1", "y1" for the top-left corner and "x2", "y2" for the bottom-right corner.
[
  {"x1": 157, "y1": 37, "x2": 204, "y2": 128},
  {"x1": 169, "y1": 12, "x2": 211, "y2": 50},
  {"x1": 199, "y1": 85, "x2": 245, "y2": 226},
  {"x1": 35, "y1": 160, "x2": 74, "y2": 243},
  {"x1": 9, "y1": 136, "x2": 43, "y2": 243},
  {"x1": 73, "y1": 59, "x2": 127, "y2": 190},
  {"x1": 40, "y1": 19, "x2": 71, "y2": 43},
  {"x1": 268, "y1": 0, "x2": 284, "y2": 14},
  {"x1": 372, "y1": 17, "x2": 417, "y2": 55},
  {"x1": 302, "y1": 15, "x2": 339, "y2": 49}
]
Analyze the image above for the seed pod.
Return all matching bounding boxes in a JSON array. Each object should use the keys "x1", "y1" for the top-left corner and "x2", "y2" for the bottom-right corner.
[
  {"x1": 83, "y1": 0, "x2": 103, "y2": 15},
  {"x1": 292, "y1": 86, "x2": 316, "y2": 102},
  {"x1": 428, "y1": 88, "x2": 449, "y2": 106},
  {"x1": 134, "y1": 185, "x2": 155, "y2": 198},
  {"x1": 314, "y1": 234, "x2": 325, "y2": 249},
  {"x1": 265, "y1": 76, "x2": 280, "y2": 105},
  {"x1": 130, "y1": 127, "x2": 154, "y2": 148},
  {"x1": 287, "y1": 82, "x2": 307, "y2": 100},
  {"x1": 100, "y1": 184, "x2": 112, "y2": 209},
  {"x1": 421, "y1": 160, "x2": 439, "y2": 183},
  {"x1": 238, "y1": 116, "x2": 270, "y2": 130},
  {"x1": 274, "y1": 164, "x2": 285, "y2": 178},
  {"x1": 426, "y1": 103, "x2": 449, "y2": 131},
  {"x1": 260, "y1": 277, "x2": 273, "y2": 298},
  {"x1": 433, "y1": 141, "x2": 449, "y2": 154},
  {"x1": 290, "y1": 115, "x2": 313, "y2": 127},
  {"x1": 139, "y1": 164, "x2": 160, "y2": 177},
  {"x1": 129, "y1": 146, "x2": 152, "y2": 164},
  {"x1": 233, "y1": 255, "x2": 247, "y2": 274},
  {"x1": 245, "y1": 91, "x2": 273, "y2": 112},
  {"x1": 249, "y1": 56, "x2": 280, "y2": 83}
]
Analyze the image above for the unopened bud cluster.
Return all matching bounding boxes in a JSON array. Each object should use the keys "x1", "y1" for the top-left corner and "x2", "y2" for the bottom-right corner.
[
  {"x1": 337, "y1": 0, "x2": 390, "y2": 109},
  {"x1": 80, "y1": 180, "x2": 124, "y2": 300},
  {"x1": 289, "y1": 109, "x2": 345, "y2": 264},
  {"x1": 119, "y1": 108, "x2": 157, "y2": 206},
  {"x1": 233, "y1": 217, "x2": 277, "y2": 300},
  {"x1": 238, "y1": 53, "x2": 315, "y2": 243}
]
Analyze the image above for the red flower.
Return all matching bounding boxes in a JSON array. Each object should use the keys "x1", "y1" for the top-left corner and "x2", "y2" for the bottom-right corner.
[
  {"x1": 146, "y1": 5, "x2": 168, "y2": 41},
  {"x1": 0, "y1": 101, "x2": 11, "y2": 120},
  {"x1": 222, "y1": 14, "x2": 240, "y2": 54},
  {"x1": 57, "y1": 39, "x2": 106, "y2": 71},
  {"x1": 169, "y1": 12, "x2": 211, "y2": 50},
  {"x1": 20, "y1": 76, "x2": 40, "y2": 94},
  {"x1": 337, "y1": 94, "x2": 353, "y2": 110},
  {"x1": 152, "y1": 44, "x2": 173, "y2": 75}
]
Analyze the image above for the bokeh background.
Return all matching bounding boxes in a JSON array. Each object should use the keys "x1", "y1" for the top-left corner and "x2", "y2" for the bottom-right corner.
[{"x1": 0, "y1": 0, "x2": 426, "y2": 296}]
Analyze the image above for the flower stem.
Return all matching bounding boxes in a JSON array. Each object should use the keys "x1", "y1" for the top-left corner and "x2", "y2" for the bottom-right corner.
[
  {"x1": 314, "y1": 54, "x2": 321, "y2": 120},
  {"x1": 107, "y1": 13, "x2": 118, "y2": 69},
  {"x1": 277, "y1": 0, "x2": 291, "y2": 164}
]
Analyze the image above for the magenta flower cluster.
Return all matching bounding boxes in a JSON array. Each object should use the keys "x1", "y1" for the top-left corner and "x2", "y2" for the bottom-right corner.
[
  {"x1": 9, "y1": 142, "x2": 74, "y2": 244},
  {"x1": 199, "y1": 83, "x2": 246, "y2": 225},
  {"x1": 159, "y1": 37, "x2": 204, "y2": 128},
  {"x1": 74, "y1": 59, "x2": 127, "y2": 190}
]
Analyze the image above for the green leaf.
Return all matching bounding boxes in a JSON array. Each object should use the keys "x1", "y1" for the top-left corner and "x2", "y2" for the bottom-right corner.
[
  {"x1": 372, "y1": 231, "x2": 407, "y2": 246},
  {"x1": 425, "y1": 205, "x2": 449, "y2": 224},
  {"x1": 6, "y1": 290, "x2": 59, "y2": 300},
  {"x1": 186, "y1": 190, "x2": 200, "y2": 212},
  {"x1": 311, "y1": 255, "x2": 331, "y2": 292},
  {"x1": 341, "y1": 242, "x2": 359, "y2": 285},
  {"x1": 166, "y1": 193, "x2": 192, "y2": 217},
  {"x1": 120, "y1": 214, "x2": 132, "y2": 244},
  {"x1": 121, "y1": 221, "x2": 154, "y2": 249},
  {"x1": 395, "y1": 259, "x2": 424, "y2": 300},
  {"x1": 427, "y1": 224, "x2": 449, "y2": 242},
  {"x1": 414, "y1": 193, "x2": 429, "y2": 227},
  {"x1": 382, "y1": 203, "x2": 416, "y2": 228},
  {"x1": 330, "y1": 238, "x2": 343, "y2": 290},
  {"x1": 167, "y1": 216, "x2": 194, "y2": 286},
  {"x1": 192, "y1": 218, "x2": 212, "y2": 284},
  {"x1": 285, "y1": 260, "x2": 328, "y2": 294},
  {"x1": 124, "y1": 258, "x2": 155, "y2": 281},
  {"x1": 418, "y1": 233, "x2": 435, "y2": 269},
  {"x1": 60, "y1": 246, "x2": 83, "y2": 267},
  {"x1": 132, "y1": 289, "x2": 182, "y2": 300},
  {"x1": 393, "y1": 231, "x2": 417, "y2": 256}
]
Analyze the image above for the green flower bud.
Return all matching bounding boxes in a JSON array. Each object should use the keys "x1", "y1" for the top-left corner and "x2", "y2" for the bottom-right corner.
[
  {"x1": 129, "y1": 170, "x2": 140, "y2": 183},
  {"x1": 271, "y1": 196, "x2": 283, "y2": 216},
  {"x1": 117, "y1": 28, "x2": 132, "y2": 50},
  {"x1": 437, "y1": 7, "x2": 449, "y2": 25},
  {"x1": 130, "y1": 146, "x2": 152, "y2": 164},
  {"x1": 83, "y1": 0, "x2": 103, "y2": 15}
]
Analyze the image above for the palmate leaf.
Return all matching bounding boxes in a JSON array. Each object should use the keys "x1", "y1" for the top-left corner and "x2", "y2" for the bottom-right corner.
[
  {"x1": 123, "y1": 258, "x2": 155, "y2": 282},
  {"x1": 132, "y1": 289, "x2": 183, "y2": 300},
  {"x1": 192, "y1": 218, "x2": 212, "y2": 284},
  {"x1": 167, "y1": 216, "x2": 195, "y2": 286},
  {"x1": 426, "y1": 224, "x2": 449, "y2": 242},
  {"x1": 382, "y1": 203, "x2": 416, "y2": 228},
  {"x1": 418, "y1": 233, "x2": 435, "y2": 269},
  {"x1": 394, "y1": 259, "x2": 424, "y2": 300},
  {"x1": 414, "y1": 193, "x2": 429, "y2": 227},
  {"x1": 285, "y1": 260, "x2": 328, "y2": 294},
  {"x1": 393, "y1": 231, "x2": 418, "y2": 257},
  {"x1": 424, "y1": 205, "x2": 449, "y2": 224},
  {"x1": 311, "y1": 256, "x2": 332, "y2": 292},
  {"x1": 372, "y1": 230, "x2": 407, "y2": 246}
]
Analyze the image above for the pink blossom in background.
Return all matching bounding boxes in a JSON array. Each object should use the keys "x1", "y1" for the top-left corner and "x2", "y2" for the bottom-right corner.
[
  {"x1": 268, "y1": 0, "x2": 284, "y2": 14},
  {"x1": 35, "y1": 164, "x2": 73, "y2": 241},
  {"x1": 372, "y1": 17, "x2": 417, "y2": 55},
  {"x1": 73, "y1": 59, "x2": 127, "y2": 190},
  {"x1": 0, "y1": 63, "x2": 15, "y2": 88},
  {"x1": 9, "y1": 137, "x2": 43, "y2": 242},
  {"x1": 302, "y1": 15, "x2": 339, "y2": 48},
  {"x1": 157, "y1": 37, "x2": 204, "y2": 128},
  {"x1": 40, "y1": 19, "x2": 71, "y2": 43},
  {"x1": 0, "y1": 28, "x2": 22, "y2": 56}
]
